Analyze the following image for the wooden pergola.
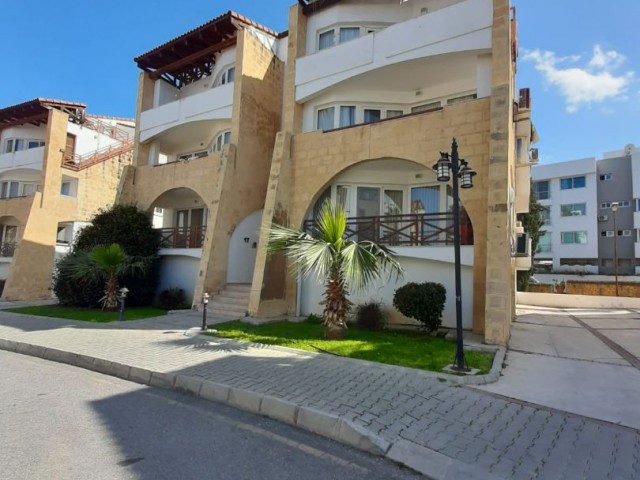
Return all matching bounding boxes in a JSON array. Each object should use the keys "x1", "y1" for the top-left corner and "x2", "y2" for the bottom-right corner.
[
  {"x1": 134, "y1": 10, "x2": 280, "y2": 89},
  {"x1": 0, "y1": 98, "x2": 86, "y2": 130}
]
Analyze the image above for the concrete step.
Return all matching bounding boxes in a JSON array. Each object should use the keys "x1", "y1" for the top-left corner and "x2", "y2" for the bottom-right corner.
[
  {"x1": 208, "y1": 307, "x2": 247, "y2": 318},
  {"x1": 215, "y1": 291, "x2": 250, "y2": 300},
  {"x1": 223, "y1": 284, "x2": 251, "y2": 292},
  {"x1": 210, "y1": 296, "x2": 248, "y2": 306}
]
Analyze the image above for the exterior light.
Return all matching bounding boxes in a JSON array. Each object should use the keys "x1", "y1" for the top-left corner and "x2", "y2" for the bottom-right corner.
[
  {"x1": 611, "y1": 201, "x2": 619, "y2": 213},
  {"x1": 435, "y1": 138, "x2": 475, "y2": 373},
  {"x1": 118, "y1": 287, "x2": 129, "y2": 321},
  {"x1": 201, "y1": 292, "x2": 210, "y2": 331},
  {"x1": 459, "y1": 163, "x2": 477, "y2": 189},
  {"x1": 433, "y1": 153, "x2": 451, "y2": 182}
]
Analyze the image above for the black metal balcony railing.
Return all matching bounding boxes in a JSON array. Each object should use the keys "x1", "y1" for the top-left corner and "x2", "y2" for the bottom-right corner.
[
  {"x1": 0, "y1": 242, "x2": 17, "y2": 258},
  {"x1": 303, "y1": 212, "x2": 473, "y2": 247},
  {"x1": 158, "y1": 226, "x2": 206, "y2": 249}
]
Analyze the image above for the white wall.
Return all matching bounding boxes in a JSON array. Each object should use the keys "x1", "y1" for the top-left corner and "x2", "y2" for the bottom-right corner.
[
  {"x1": 157, "y1": 255, "x2": 200, "y2": 304},
  {"x1": 517, "y1": 291, "x2": 640, "y2": 309},
  {"x1": 532, "y1": 158, "x2": 599, "y2": 270},
  {"x1": 67, "y1": 122, "x2": 120, "y2": 157},
  {"x1": 227, "y1": 210, "x2": 263, "y2": 284}
]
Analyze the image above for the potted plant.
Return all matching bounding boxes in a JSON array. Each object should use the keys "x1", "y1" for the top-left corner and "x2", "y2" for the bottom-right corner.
[{"x1": 553, "y1": 279, "x2": 566, "y2": 294}]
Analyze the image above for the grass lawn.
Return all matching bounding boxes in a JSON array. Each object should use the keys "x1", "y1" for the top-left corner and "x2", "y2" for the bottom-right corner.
[
  {"x1": 3, "y1": 305, "x2": 167, "y2": 323},
  {"x1": 209, "y1": 319, "x2": 495, "y2": 374}
]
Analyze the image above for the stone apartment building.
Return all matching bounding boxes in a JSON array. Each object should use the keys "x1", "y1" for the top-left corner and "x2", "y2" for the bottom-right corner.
[
  {"x1": 0, "y1": 98, "x2": 134, "y2": 300},
  {"x1": 123, "y1": 0, "x2": 536, "y2": 346}
]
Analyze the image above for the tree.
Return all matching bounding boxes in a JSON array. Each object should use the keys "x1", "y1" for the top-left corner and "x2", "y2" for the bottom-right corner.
[
  {"x1": 268, "y1": 201, "x2": 403, "y2": 339},
  {"x1": 517, "y1": 185, "x2": 546, "y2": 291},
  {"x1": 55, "y1": 204, "x2": 161, "y2": 306},
  {"x1": 65, "y1": 244, "x2": 153, "y2": 310}
]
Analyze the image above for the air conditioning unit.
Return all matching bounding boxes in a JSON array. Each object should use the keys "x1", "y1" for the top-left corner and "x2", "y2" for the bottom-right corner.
[
  {"x1": 515, "y1": 233, "x2": 529, "y2": 256},
  {"x1": 519, "y1": 88, "x2": 531, "y2": 110},
  {"x1": 598, "y1": 215, "x2": 608, "y2": 222},
  {"x1": 530, "y1": 148, "x2": 539, "y2": 164}
]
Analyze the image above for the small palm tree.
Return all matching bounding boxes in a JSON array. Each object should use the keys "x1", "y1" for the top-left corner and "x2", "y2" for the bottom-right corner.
[
  {"x1": 269, "y1": 201, "x2": 402, "y2": 339},
  {"x1": 66, "y1": 243, "x2": 152, "y2": 310}
]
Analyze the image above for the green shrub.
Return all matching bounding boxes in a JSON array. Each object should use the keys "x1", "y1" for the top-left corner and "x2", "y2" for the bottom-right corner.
[
  {"x1": 157, "y1": 288, "x2": 188, "y2": 310},
  {"x1": 354, "y1": 301, "x2": 386, "y2": 330},
  {"x1": 54, "y1": 205, "x2": 161, "y2": 307},
  {"x1": 393, "y1": 282, "x2": 446, "y2": 333},
  {"x1": 304, "y1": 313, "x2": 323, "y2": 324}
]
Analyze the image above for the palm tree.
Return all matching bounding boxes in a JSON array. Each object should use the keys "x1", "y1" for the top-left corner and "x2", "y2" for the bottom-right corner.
[
  {"x1": 269, "y1": 201, "x2": 402, "y2": 339},
  {"x1": 66, "y1": 243, "x2": 152, "y2": 310}
]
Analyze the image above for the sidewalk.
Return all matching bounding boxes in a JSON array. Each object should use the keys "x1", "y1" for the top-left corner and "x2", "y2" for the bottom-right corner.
[{"x1": 0, "y1": 309, "x2": 638, "y2": 479}]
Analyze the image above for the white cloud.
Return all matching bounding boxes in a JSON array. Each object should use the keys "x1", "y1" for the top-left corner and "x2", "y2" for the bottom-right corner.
[{"x1": 523, "y1": 45, "x2": 634, "y2": 113}]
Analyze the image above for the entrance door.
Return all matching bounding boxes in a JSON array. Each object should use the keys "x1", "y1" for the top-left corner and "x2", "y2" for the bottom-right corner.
[
  {"x1": 65, "y1": 134, "x2": 76, "y2": 162},
  {"x1": 227, "y1": 210, "x2": 263, "y2": 284},
  {"x1": 189, "y1": 208, "x2": 205, "y2": 247}
]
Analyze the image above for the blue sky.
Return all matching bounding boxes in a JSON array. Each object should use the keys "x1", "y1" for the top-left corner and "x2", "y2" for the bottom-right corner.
[{"x1": 1, "y1": 1, "x2": 637, "y2": 163}]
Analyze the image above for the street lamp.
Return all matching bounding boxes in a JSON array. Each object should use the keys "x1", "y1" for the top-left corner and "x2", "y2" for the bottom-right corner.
[
  {"x1": 201, "y1": 292, "x2": 210, "y2": 331},
  {"x1": 118, "y1": 287, "x2": 129, "y2": 321},
  {"x1": 433, "y1": 138, "x2": 476, "y2": 372},
  {"x1": 611, "y1": 202, "x2": 619, "y2": 296}
]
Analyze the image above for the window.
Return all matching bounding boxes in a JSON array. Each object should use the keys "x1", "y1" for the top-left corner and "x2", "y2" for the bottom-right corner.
[
  {"x1": 599, "y1": 173, "x2": 613, "y2": 181},
  {"x1": 601, "y1": 201, "x2": 631, "y2": 209},
  {"x1": 561, "y1": 231, "x2": 587, "y2": 244},
  {"x1": 620, "y1": 230, "x2": 632, "y2": 237},
  {"x1": 540, "y1": 206, "x2": 551, "y2": 224},
  {"x1": 60, "y1": 182, "x2": 71, "y2": 196},
  {"x1": 636, "y1": 199, "x2": 640, "y2": 212},
  {"x1": 177, "y1": 150, "x2": 208, "y2": 162},
  {"x1": 211, "y1": 130, "x2": 231, "y2": 152},
  {"x1": 560, "y1": 203, "x2": 586, "y2": 216},
  {"x1": 537, "y1": 232, "x2": 552, "y2": 253},
  {"x1": 446, "y1": 94, "x2": 477, "y2": 105},
  {"x1": 411, "y1": 101, "x2": 441, "y2": 113},
  {"x1": 317, "y1": 107, "x2": 335, "y2": 130},
  {"x1": 560, "y1": 176, "x2": 586, "y2": 190},
  {"x1": 533, "y1": 181, "x2": 550, "y2": 200},
  {"x1": 318, "y1": 26, "x2": 365, "y2": 50},
  {"x1": 339, "y1": 106, "x2": 356, "y2": 127},
  {"x1": 386, "y1": 110, "x2": 403, "y2": 119},
  {"x1": 3, "y1": 138, "x2": 44, "y2": 153},
  {"x1": 216, "y1": 66, "x2": 235, "y2": 86},
  {"x1": 601, "y1": 231, "x2": 614, "y2": 237},
  {"x1": 363, "y1": 109, "x2": 381, "y2": 123},
  {"x1": 1, "y1": 181, "x2": 19, "y2": 199}
]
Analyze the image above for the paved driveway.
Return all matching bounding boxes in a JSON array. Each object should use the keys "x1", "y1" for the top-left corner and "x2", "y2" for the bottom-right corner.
[{"x1": 476, "y1": 305, "x2": 640, "y2": 429}]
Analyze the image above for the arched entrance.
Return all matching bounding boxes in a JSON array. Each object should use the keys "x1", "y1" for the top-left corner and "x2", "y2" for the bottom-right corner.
[{"x1": 227, "y1": 209, "x2": 263, "y2": 284}]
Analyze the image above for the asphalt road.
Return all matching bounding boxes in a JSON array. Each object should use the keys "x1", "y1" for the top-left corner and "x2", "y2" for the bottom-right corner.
[{"x1": 0, "y1": 350, "x2": 420, "y2": 480}]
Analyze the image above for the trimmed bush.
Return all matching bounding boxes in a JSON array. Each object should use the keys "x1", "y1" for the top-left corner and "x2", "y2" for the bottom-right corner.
[
  {"x1": 354, "y1": 301, "x2": 386, "y2": 330},
  {"x1": 393, "y1": 282, "x2": 446, "y2": 333},
  {"x1": 157, "y1": 288, "x2": 188, "y2": 310},
  {"x1": 53, "y1": 205, "x2": 161, "y2": 307}
]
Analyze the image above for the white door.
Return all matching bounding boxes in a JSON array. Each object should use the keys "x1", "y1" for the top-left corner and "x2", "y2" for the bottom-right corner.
[{"x1": 227, "y1": 210, "x2": 263, "y2": 284}]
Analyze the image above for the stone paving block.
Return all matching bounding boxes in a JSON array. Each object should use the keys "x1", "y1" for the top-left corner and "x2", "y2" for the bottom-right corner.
[
  {"x1": 296, "y1": 406, "x2": 341, "y2": 440},
  {"x1": 200, "y1": 381, "x2": 230, "y2": 404},
  {"x1": 260, "y1": 396, "x2": 299, "y2": 424},
  {"x1": 149, "y1": 372, "x2": 176, "y2": 389},
  {"x1": 174, "y1": 375, "x2": 203, "y2": 396},
  {"x1": 43, "y1": 347, "x2": 76, "y2": 365},
  {"x1": 128, "y1": 366, "x2": 152, "y2": 385},
  {"x1": 228, "y1": 387, "x2": 263, "y2": 414}
]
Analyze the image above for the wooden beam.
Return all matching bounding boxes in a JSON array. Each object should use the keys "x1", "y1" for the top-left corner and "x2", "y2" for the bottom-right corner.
[
  {"x1": 149, "y1": 36, "x2": 237, "y2": 80},
  {"x1": 0, "y1": 113, "x2": 48, "y2": 129}
]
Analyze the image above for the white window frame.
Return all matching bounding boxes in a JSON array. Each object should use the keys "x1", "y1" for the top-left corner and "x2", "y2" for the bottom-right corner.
[
  {"x1": 599, "y1": 173, "x2": 613, "y2": 181},
  {"x1": 560, "y1": 203, "x2": 586, "y2": 217},
  {"x1": 214, "y1": 65, "x2": 235, "y2": 87},
  {"x1": 3, "y1": 138, "x2": 45, "y2": 153},
  {"x1": 211, "y1": 130, "x2": 231, "y2": 152},
  {"x1": 316, "y1": 25, "x2": 384, "y2": 51},
  {"x1": 561, "y1": 231, "x2": 588, "y2": 245}
]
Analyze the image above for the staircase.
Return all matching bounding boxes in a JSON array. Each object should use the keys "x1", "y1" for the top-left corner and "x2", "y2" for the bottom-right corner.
[
  {"x1": 208, "y1": 284, "x2": 251, "y2": 319},
  {"x1": 63, "y1": 117, "x2": 134, "y2": 171}
]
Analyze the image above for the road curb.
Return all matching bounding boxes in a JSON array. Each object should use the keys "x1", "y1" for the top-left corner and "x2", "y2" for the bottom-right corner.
[{"x1": 0, "y1": 337, "x2": 499, "y2": 479}]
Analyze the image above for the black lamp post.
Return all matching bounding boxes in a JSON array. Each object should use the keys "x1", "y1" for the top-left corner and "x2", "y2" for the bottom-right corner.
[
  {"x1": 433, "y1": 138, "x2": 476, "y2": 372},
  {"x1": 118, "y1": 287, "x2": 129, "y2": 322},
  {"x1": 202, "y1": 292, "x2": 210, "y2": 331}
]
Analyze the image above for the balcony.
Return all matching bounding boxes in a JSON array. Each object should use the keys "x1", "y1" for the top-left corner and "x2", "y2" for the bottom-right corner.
[
  {"x1": 0, "y1": 146, "x2": 45, "y2": 172},
  {"x1": 304, "y1": 212, "x2": 473, "y2": 247},
  {"x1": 295, "y1": 0, "x2": 492, "y2": 102},
  {"x1": 140, "y1": 84, "x2": 234, "y2": 142},
  {"x1": 157, "y1": 226, "x2": 206, "y2": 249}
]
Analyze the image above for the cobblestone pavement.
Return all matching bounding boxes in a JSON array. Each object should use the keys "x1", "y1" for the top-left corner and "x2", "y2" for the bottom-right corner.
[{"x1": 0, "y1": 310, "x2": 638, "y2": 479}]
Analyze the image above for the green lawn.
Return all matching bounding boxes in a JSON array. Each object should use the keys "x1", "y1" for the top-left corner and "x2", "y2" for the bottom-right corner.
[
  {"x1": 209, "y1": 319, "x2": 494, "y2": 374},
  {"x1": 3, "y1": 305, "x2": 167, "y2": 323}
]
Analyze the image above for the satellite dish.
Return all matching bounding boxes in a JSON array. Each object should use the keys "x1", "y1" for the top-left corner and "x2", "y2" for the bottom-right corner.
[{"x1": 624, "y1": 144, "x2": 635, "y2": 155}]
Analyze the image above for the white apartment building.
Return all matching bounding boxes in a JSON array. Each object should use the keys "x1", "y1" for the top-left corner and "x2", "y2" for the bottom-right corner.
[{"x1": 532, "y1": 144, "x2": 639, "y2": 275}]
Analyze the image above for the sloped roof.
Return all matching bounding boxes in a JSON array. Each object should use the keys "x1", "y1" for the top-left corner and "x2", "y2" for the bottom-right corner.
[
  {"x1": 134, "y1": 11, "x2": 279, "y2": 88},
  {"x1": 0, "y1": 98, "x2": 86, "y2": 129},
  {"x1": 298, "y1": 0, "x2": 343, "y2": 14}
]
